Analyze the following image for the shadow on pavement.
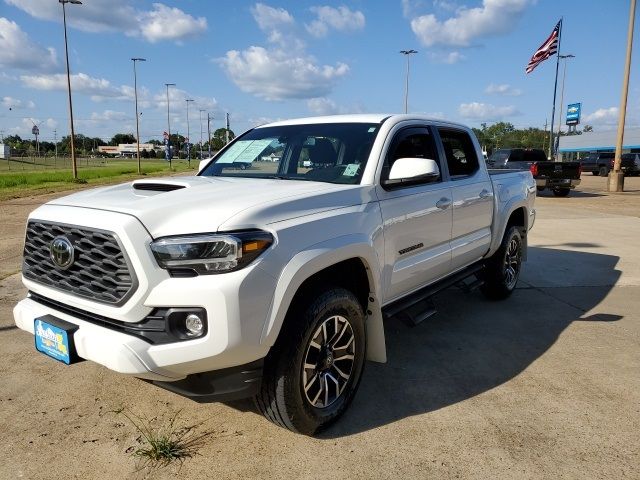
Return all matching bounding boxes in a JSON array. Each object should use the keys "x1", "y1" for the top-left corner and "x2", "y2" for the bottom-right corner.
[
  {"x1": 537, "y1": 190, "x2": 604, "y2": 198},
  {"x1": 317, "y1": 246, "x2": 622, "y2": 438}
]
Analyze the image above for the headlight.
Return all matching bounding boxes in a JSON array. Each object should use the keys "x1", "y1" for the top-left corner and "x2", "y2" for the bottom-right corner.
[{"x1": 150, "y1": 231, "x2": 273, "y2": 275}]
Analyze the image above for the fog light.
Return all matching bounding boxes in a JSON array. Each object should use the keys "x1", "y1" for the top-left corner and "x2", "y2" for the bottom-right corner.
[{"x1": 185, "y1": 314, "x2": 204, "y2": 336}]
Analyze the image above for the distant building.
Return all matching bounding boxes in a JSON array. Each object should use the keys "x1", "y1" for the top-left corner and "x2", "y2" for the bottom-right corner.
[
  {"x1": 97, "y1": 143, "x2": 162, "y2": 156},
  {"x1": 559, "y1": 128, "x2": 640, "y2": 159},
  {"x1": 0, "y1": 144, "x2": 10, "y2": 159}
]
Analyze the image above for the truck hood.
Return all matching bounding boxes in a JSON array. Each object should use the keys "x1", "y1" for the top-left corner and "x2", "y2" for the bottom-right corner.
[{"x1": 48, "y1": 176, "x2": 373, "y2": 238}]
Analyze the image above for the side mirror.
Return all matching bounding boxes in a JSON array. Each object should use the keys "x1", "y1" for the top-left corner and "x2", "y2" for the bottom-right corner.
[
  {"x1": 198, "y1": 158, "x2": 211, "y2": 173},
  {"x1": 383, "y1": 158, "x2": 440, "y2": 187}
]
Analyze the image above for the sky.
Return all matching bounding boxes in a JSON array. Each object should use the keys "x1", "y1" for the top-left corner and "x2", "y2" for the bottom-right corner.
[{"x1": 0, "y1": 0, "x2": 638, "y2": 145}]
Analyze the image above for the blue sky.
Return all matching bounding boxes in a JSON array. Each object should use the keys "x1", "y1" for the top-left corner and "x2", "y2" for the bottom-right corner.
[{"x1": 1, "y1": 0, "x2": 638, "y2": 144}]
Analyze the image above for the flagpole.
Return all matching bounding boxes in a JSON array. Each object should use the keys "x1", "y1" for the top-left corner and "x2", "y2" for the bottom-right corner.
[{"x1": 549, "y1": 18, "x2": 563, "y2": 160}]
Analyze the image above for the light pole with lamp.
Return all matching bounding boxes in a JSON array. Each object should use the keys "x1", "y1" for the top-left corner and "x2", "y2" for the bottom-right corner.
[
  {"x1": 185, "y1": 98, "x2": 194, "y2": 165},
  {"x1": 400, "y1": 49, "x2": 418, "y2": 114},
  {"x1": 59, "y1": 0, "x2": 82, "y2": 179},
  {"x1": 199, "y1": 109, "x2": 205, "y2": 159},
  {"x1": 555, "y1": 54, "x2": 575, "y2": 161},
  {"x1": 165, "y1": 83, "x2": 175, "y2": 168},
  {"x1": 131, "y1": 57, "x2": 146, "y2": 174}
]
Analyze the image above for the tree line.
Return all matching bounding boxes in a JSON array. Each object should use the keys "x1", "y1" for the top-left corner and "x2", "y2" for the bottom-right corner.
[{"x1": 2, "y1": 128, "x2": 235, "y2": 158}]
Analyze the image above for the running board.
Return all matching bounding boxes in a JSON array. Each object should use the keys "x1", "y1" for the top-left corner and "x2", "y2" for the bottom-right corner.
[{"x1": 382, "y1": 263, "x2": 484, "y2": 321}]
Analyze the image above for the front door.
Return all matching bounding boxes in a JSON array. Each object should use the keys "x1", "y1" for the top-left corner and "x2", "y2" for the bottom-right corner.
[{"x1": 377, "y1": 126, "x2": 453, "y2": 304}]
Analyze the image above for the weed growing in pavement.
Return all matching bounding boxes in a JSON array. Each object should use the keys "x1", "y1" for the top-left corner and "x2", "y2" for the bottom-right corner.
[{"x1": 112, "y1": 407, "x2": 212, "y2": 470}]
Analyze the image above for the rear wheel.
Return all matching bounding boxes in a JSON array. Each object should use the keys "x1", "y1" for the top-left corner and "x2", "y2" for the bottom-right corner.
[
  {"x1": 480, "y1": 226, "x2": 523, "y2": 300},
  {"x1": 599, "y1": 166, "x2": 609, "y2": 177},
  {"x1": 552, "y1": 187, "x2": 570, "y2": 197},
  {"x1": 254, "y1": 288, "x2": 366, "y2": 435}
]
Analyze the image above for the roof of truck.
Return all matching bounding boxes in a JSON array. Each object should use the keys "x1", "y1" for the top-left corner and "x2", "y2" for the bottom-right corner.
[{"x1": 257, "y1": 114, "x2": 469, "y2": 129}]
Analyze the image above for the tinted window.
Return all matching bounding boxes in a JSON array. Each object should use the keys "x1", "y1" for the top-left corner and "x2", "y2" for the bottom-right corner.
[
  {"x1": 382, "y1": 127, "x2": 440, "y2": 184},
  {"x1": 522, "y1": 149, "x2": 547, "y2": 162},
  {"x1": 438, "y1": 128, "x2": 479, "y2": 178},
  {"x1": 599, "y1": 152, "x2": 615, "y2": 159}
]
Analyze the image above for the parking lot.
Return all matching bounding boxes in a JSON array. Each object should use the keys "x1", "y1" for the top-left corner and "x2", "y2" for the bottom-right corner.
[{"x1": 0, "y1": 174, "x2": 639, "y2": 479}]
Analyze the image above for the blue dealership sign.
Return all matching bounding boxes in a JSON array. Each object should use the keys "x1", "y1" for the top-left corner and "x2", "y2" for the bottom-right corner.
[{"x1": 566, "y1": 103, "x2": 581, "y2": 125}]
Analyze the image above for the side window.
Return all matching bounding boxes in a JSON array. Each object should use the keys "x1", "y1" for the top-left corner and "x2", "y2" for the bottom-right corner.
[
  {"x1": 438, "y1": 128, "x2": 480, "y2": 178},
  {"x1": 382, "y1": 127, "x2": 440, "y2": 183}
]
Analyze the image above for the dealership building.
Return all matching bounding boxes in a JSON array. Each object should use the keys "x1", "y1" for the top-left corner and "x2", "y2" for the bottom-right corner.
[
  {"x1": 97, "y1": 143, "x2": 162, "y2": 156},
  {"x1": 558, "y1": 128, "x2": 640, "y2": 159}
]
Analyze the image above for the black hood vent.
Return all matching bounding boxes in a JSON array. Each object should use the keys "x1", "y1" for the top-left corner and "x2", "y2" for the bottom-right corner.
[{"x1": 132, "y1": 181, "x2": 187, "y2": 192}]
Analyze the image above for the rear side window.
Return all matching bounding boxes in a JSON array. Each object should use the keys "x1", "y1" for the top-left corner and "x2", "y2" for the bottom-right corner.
[
  {"x1": 438, "y1": 128, "x2": 479, "y2": 178},
  {"x1": 523, "y1": 150, "x2": 547, "y2": 162}
]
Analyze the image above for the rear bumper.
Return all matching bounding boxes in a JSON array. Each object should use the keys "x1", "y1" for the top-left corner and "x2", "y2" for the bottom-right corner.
[{"x1": 536, "y1": 178, "x2": 581, "y2": 189}]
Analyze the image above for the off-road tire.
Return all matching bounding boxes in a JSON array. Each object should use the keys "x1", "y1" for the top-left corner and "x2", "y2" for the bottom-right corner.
[
  {"x1": 254, "y1": 288, "x2": 366, "y2": 435},
  {"x1": 480, "y1": 226, "x2": 523, "y2": 300}
]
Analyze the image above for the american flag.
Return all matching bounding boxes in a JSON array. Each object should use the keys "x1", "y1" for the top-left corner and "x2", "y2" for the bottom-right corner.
[{"x1": 526, "y1": 21, "x2": 561, "y2": 74}]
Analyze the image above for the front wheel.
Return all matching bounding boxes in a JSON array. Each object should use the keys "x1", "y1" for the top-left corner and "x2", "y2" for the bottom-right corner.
[
  {"x1": 254, "y1": 288, "x2": 366, "y2": 435},
  {"x1": 599, "y1": 166, "x2": 609, "y2": 177},
  {"x1": 480, "y1": 226, "x2": 523, "y2": 300},
  {"x1": 552, "y1": 187, "x2": 570, "y2": 197}
]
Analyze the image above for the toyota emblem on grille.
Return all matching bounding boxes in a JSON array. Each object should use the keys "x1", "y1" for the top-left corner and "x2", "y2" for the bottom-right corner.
[{"x1": 50, "y1": 236, "x2": 75, "y2": 270}]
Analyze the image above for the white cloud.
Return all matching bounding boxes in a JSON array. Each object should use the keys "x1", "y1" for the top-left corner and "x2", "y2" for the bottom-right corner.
[
  {"x1": 0, "y1": 18, "x2": 57, "y2": 72},
  {"x1": 458, "y1": 102, "x2": 520, "y2": 120},
  {"x1": 2, "y1": 96, "x2": 36, "y2": 109},
  {"x1": 583, "y1": 107, "x2": 618, "y2": 125},
  {"x1": 307, "y1": 97, "x2": 341, "y2": 115},
  {"x1": 428, "y1": 51, "x2": 465, "y2": 64},
  {"x1": 485, "y1": 83, "x2": 523, "y2": 96},
  {"x1": 90, "y1": 110, "x2": 129, "y2": 122},
  {"x1": 20, "y1": 73, "x2": 134, "y2": 101},
  {"x1": 252, "y1": 3, "x2": 294, "y2": 31},
  {"x1": 138, "y1": 4, "x2": 207, "y2": 43},
  {"x1": 45, "y1": 118, "x2": 58, "y2": 129},
  {"x1": 305, "y1": 6, "x2": 365, "y2": 38},
  {"x1": 152, "y1": 88, "x2": 217, "y2": 111},
  {"x1": 4, "y1": 1, "x2": 206, "y2": 44},
  {"x1": 219, "y1": 46, "x2": 349, "y2": 101},
  {"x1": 411, "y1": 0, "x2": 531, "y2": 47}
]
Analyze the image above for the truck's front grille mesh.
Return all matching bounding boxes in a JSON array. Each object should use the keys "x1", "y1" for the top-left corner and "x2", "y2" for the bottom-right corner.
[{"x1": 23, "y1": 221, "x2": 137, "y2": 305}]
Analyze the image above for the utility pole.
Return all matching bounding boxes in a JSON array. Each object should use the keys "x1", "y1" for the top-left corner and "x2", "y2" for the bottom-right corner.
[
  {"x1": 131, "y1": 57, "x2": 146, "y2": 174},
  {"x1": 400, "y1": 49, "x2": 418, "y2": 114},
  {"x1": 225, "y1": 112, "x2": 230, "y2": 145},
  {"x1": 609, "y1": 0, "x2": 636, "y2": 192},
  {"x1": 165, "y1": 83, "x2": 175, "y2": 169},
  {"x1": 54, "y1": 129, "x2": 58, "y2": 158},
  {"x1": 207, "y1": 113, "x2": 212, "y2": 156}
]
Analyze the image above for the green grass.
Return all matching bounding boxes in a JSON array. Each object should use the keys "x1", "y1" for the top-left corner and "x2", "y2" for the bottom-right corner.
[
  {"x1": 113, "y1": 408, "x2": 212, "y2": 471},
  {"x1": 0, "y1": 158, "x2": 198, "y2": 200}
]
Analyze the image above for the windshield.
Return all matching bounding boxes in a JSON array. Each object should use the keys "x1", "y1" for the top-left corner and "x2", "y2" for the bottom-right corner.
[{"x1": 200, "y1": 122, "x2": 380, "y2": 184}]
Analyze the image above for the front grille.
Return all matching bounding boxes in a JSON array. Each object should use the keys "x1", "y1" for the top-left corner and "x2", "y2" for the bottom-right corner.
[{"x1": 23, "y1": 221, "x2": 137, "y2": 305}]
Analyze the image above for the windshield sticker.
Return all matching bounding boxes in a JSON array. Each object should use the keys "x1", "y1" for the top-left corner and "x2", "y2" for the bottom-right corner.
[
  {"x1": 343, "y1": 164, "x2": 360, "y2": 177},
  {"x1": 217, "y1": 139, "x2": 274, "y2": 164}
]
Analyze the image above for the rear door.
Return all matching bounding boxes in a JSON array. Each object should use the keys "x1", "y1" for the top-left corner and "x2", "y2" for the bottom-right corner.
[
  {"x1": 435, "y1": 127, "x2": 494, "y2": 271},
  {"x1": 376, "y1": 125, "x2": 453, "y2": 303}
]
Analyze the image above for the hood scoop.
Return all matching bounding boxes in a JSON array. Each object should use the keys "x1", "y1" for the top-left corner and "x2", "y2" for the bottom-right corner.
[{"x1": 132, "y1": 179, "x2": 190, "y2": 192}]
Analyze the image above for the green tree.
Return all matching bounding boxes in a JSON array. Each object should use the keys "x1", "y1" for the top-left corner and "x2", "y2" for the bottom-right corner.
[
  {"x1": 210, "y1": 128, "x2": 235, "y2": 151},
  {"x1": 109, "y1": 133, "x2": 136, "y2": 146}
]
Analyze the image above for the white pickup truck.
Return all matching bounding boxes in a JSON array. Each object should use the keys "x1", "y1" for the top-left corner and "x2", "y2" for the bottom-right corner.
[{"x1": 15, "y1": 114, "x2": 535, "y2": 435}]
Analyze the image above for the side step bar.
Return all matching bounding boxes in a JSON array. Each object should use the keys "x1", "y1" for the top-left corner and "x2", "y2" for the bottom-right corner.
[{"x1": 382, "y1": 263, "x2": 485, "y2": 325}]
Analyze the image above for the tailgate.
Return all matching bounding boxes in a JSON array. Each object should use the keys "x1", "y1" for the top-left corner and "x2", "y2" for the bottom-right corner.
[{"x1": 534, "y1": 161, "x2": 581, "y2": 179}]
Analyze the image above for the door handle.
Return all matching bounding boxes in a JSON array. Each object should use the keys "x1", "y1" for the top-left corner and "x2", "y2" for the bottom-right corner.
[
  {"x1": 436, "y1": 198, "x2": 451, "y2": 210},
  {"x1": 479, "y1": 189, "x2": 493, "y2": 199}
]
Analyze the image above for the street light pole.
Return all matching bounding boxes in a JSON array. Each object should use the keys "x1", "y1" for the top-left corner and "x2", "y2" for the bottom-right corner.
[
  {"x1": 400, "y1": 49, "x2": 418, "y2": 114},
  {"x1": 131, "y1": 57, "x2": 146, "y2": 174},
  {"x1": 185, "y1": 98, "x2": 194, "y2": 165},
  {"x1": 165, "y1": 83, "x2": 175, "y2": 168},
  {"x1": 60, "y1": 0, "x2": 82, "y2": 179},
  {"x1": 609, "y1": 0, "x2": 637, "y2": 192},
  {"x1": 199, "y1": 109, "x2": 205, "y2": 159},
  {"x1": 207, "y1": 113, "x2": 212, "y2": 156},
  {"x1": 555, "y1": 54, "x2": 575, "y2": 161}
]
